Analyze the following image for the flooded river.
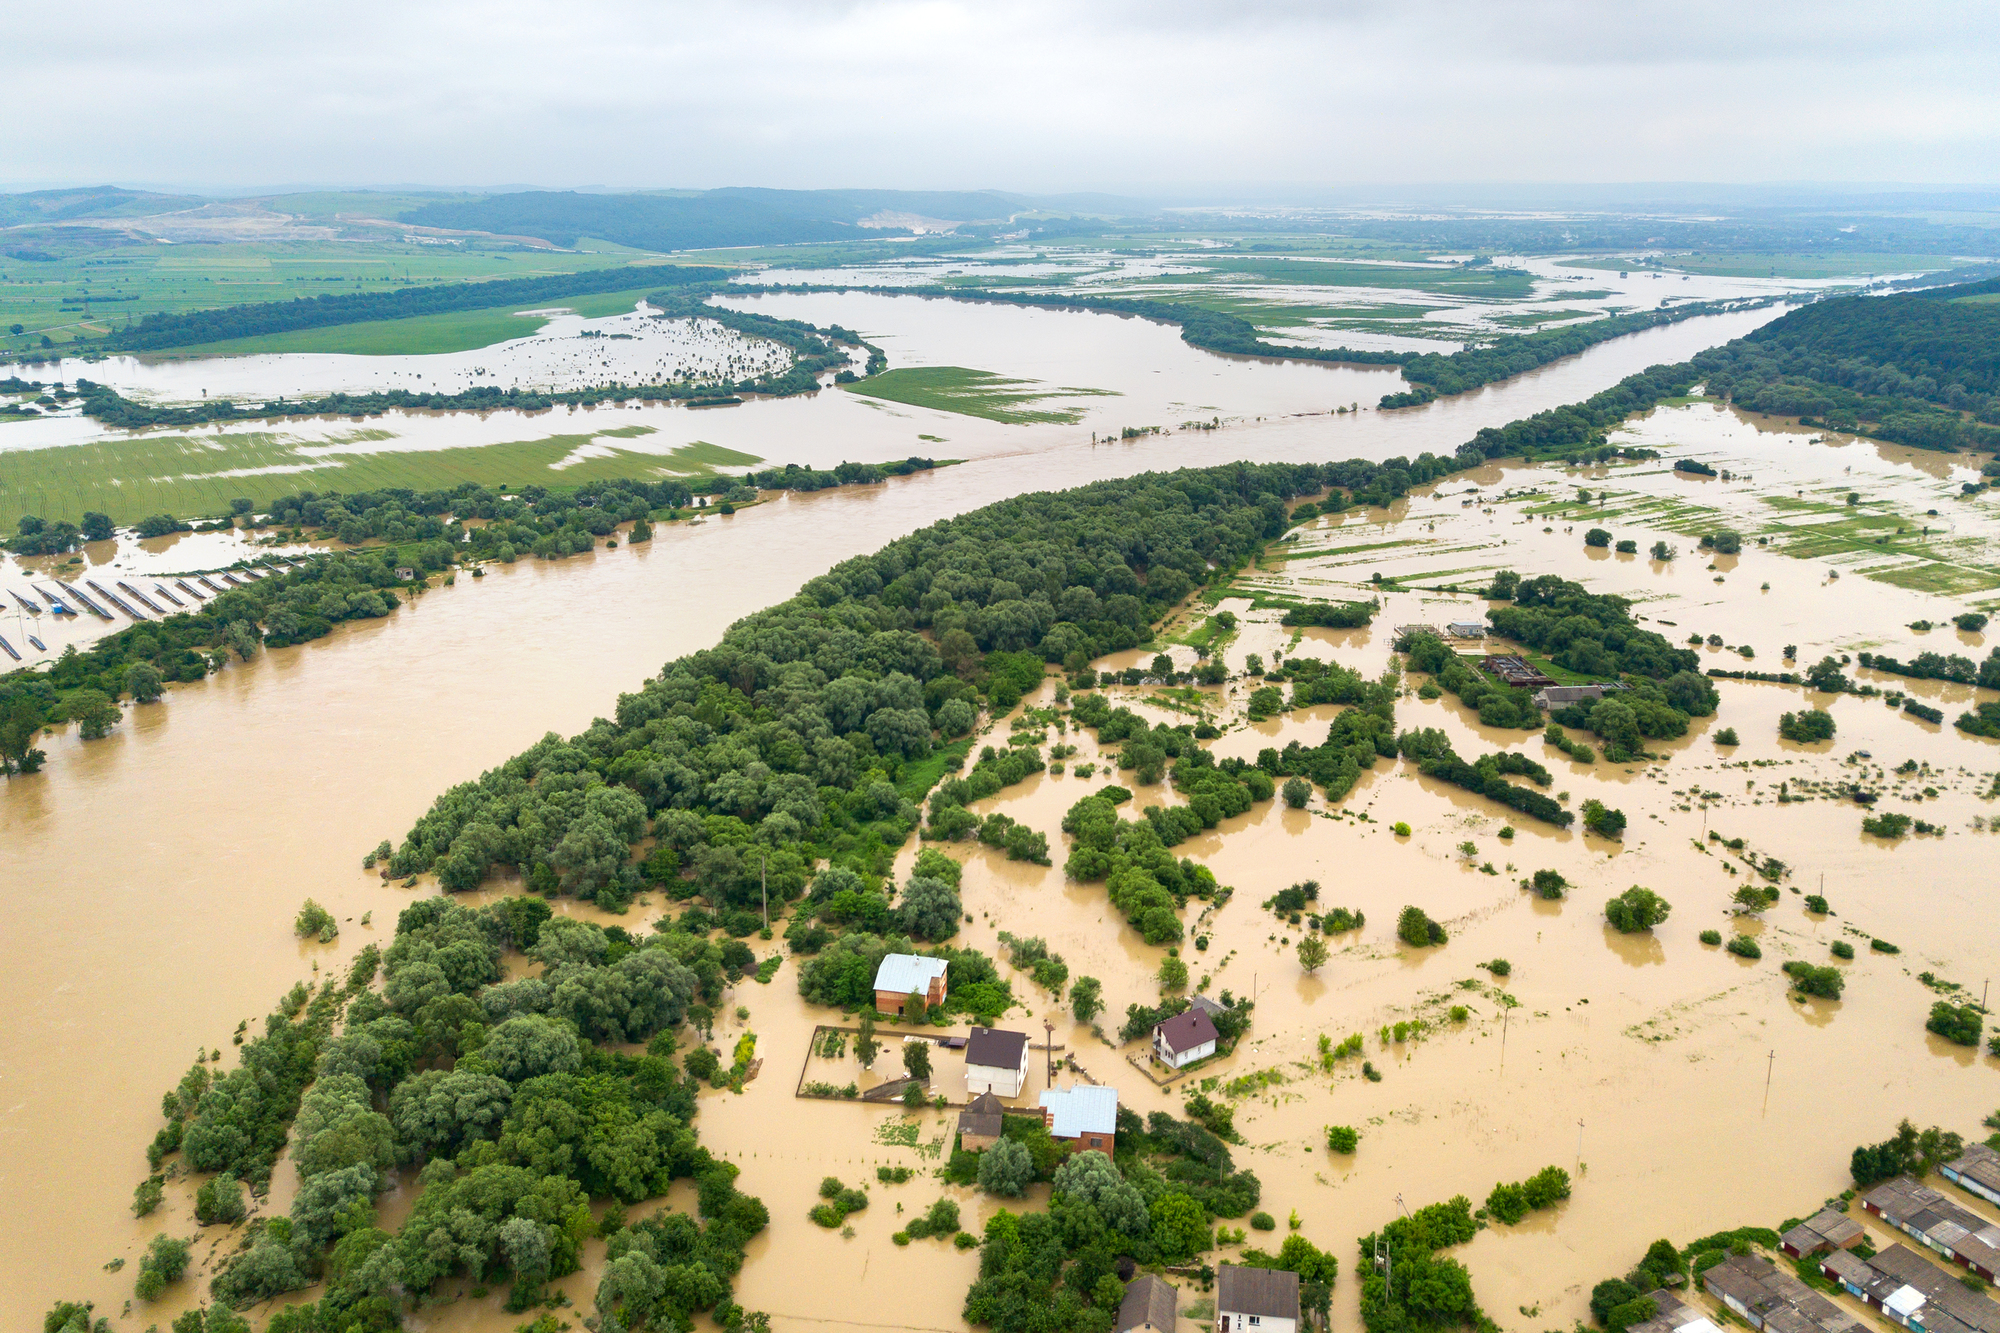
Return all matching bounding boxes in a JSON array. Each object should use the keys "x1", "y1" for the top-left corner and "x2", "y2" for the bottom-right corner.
[{"x1": 4, "y1": 295, "x2": 1996, "y2": 1333}]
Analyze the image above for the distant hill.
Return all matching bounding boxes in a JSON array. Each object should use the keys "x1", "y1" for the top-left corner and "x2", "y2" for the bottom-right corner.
[
  {"x1": 396, "y1": 188, "x2": 1038, "y2": 251},
  {"x1": 1736, "y1": 275, "x2": 2000, "y2": 396},
  {"x1": 1676, "y1": 274, "x2": 2000, "y2": 453},
  {"x1": 0, "y1": 185, "x2": 207, "y2": 227}
]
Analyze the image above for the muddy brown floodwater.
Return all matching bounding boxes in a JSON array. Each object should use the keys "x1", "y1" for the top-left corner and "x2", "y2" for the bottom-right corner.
[{"x1": 4, "y1": 303, "x2": 1997, "y2": 1333}]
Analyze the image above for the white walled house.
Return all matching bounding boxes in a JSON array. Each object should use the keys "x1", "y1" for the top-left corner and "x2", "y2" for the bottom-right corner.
[
  {"x1": 964, "y1": 1027, "x2": 1030, "y2": 1097},
  {"x1": 1152, "y1": 1008, "x2": 1219, "y2": 1070},
  {"x1": 1216, "y1": 1263, "x2": 1299, "y2": 1333}
]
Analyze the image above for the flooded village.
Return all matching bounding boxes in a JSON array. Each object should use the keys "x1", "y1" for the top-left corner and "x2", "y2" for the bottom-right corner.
[{"x1": 4, "y1": 181, "x2": 2000, "y2": 1333}]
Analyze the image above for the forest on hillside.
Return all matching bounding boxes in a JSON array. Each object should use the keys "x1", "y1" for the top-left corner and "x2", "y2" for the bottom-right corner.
[{"x1": 1693, "y1": 276, "x2": 2000, "y2": 451}]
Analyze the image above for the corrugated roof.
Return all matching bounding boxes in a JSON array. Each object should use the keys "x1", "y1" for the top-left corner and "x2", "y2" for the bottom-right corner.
[
  {"x1": 1947, "y1": 1144, "x2": 2000, "y2": 1191},
  {"x1": 965, "y1": 1027, "x2": 1029, "y2": 1071},
  {"x1": 1216, "y1": 1264, "x2": 1300, "y2": 1320},
  {"x1": 1154, "y1": 1007, "x2": 1219, "y2": 1054},
  {"x1": 1041, "y1": 1084, "x2": 1119, "y2": 1138},
  {"x1": 873, "y1": 953, "x2": 949, "y2": 995}
]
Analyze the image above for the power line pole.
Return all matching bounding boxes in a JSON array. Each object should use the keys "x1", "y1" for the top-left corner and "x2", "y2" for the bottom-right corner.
[
  {"x1": 1044, "y1": 1018, "x2": 1055, "y2": 1088},
  {"x1": 1576, "y1": 1118, "x2": 1585, "y2": 1167}
]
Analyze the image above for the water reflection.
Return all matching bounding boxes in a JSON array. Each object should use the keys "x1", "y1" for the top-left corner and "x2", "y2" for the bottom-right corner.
[{"x1": 1601, "y1": 924, "x2": 1666, "y2": 967}]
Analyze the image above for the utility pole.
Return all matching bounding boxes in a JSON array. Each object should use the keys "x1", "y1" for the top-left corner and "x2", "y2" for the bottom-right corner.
[
  {"x1": 1762, "y1": 1049, "x2": 1775, "y2": 1115},
  {"x1": 1576, "y1": 1118, "x2": 1585, "y2": 1167},
  {"x1": 1044, "y1": 1018, "x2": 1055, "y2": 1088}
]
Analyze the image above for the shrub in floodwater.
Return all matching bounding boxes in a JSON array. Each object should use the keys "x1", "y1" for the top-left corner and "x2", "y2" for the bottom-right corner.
[
  {"x1": 1726, "y1": 935, "x2": 1762, "y2": 960},
  {"x1": 1699, "y1": 930, "x2": 1722, "y2": 946},
  {"x1": 294, "y1": 898, "x2": 337, "y2": 942},
  {"x1": 1397, "y1": 905, "x2": 1447, "y2": 948},
  {"x1": 1604, "y1": 886, "x2": 1671, "y2": 933}
]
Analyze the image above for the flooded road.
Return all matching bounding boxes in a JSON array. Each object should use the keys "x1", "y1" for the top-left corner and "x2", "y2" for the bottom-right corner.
[{"x1": 3, "y1": 295, "x2": 1995, "y2": 1333}]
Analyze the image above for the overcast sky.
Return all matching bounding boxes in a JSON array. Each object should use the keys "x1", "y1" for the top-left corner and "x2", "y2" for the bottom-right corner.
[{"x1": 13, "y1": 0, "x2": 1999, "y2": 194}]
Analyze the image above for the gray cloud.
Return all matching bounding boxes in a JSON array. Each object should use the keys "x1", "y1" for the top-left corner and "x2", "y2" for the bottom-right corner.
[{"x1": 8, "y1": 0, "x2": 1997, "y2": 191}]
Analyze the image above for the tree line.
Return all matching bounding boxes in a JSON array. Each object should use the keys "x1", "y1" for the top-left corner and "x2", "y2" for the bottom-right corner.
[
  {"x1": 0, "y1": 553, "x2": 405, "y2": 776},
  {"x1": 1379, "y1": 297, "x2": 1782, "y2": 408},
  {"x1": 378, "y1": 459, "x2": 1421, "y2": 929},
  {"x1": 1452, "y1": 270, "x2": 2000, "y2": 462},
  {"x1": 740, "y1": 280, "x2": 1776, "y2": 413},
  {"x1": 103, "y1": 264, "x2": 729, "y2": 353}
]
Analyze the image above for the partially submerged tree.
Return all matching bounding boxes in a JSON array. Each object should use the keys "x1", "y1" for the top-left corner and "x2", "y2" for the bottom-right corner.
[{"x1": 1604, "y1": 886, "x2": 1671, "y2": 933}]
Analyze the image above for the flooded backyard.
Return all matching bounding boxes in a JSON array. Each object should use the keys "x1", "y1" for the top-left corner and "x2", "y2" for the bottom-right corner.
[{"x1": 3, "y1": 293, "x2": 1999, "y2": 1333}]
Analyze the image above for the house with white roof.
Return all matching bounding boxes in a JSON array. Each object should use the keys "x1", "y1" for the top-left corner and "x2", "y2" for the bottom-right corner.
[
  {"x1": 1040, "y1": 1084, "x2": 1119, "y2": 1155},
  {"x1": 872, "y1": 954, "x2": 949, "y2": 1014}
]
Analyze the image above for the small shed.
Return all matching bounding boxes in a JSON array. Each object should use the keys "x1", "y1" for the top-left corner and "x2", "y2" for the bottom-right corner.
[
  {"x1": 1215, "y1": 1263, "x2": 1300, "y2": 1333},
  {"x1": 394, "y1": 566, "x2": 416, "y2": 581},
  {"x1": 1153, "y1": 1009, "x2": 1219, "y2": 1070},
  {"x1": 1534, "y1": 683, "x2": 1613, "y2": 710},
  {"x1": 965, "y1": 1027, "x2": 1031, "y2": 1098},
  {"x1": 872, "y1": 954, "x2": 948, "y2": 1014},
  {"x1": 957, "y1": 1092, "x2": 1005, "y2": 1151},
  {"x1": 1115, "y1": 1273, "x2": 1178, "y2": 1333},
  {"x1": 1781, "y1": 1208, "x2": 1865, "y2": 1258},
  {"x1": 1481, "y1": 654, "x2": 1556, "y2": 689},
  {"x1": 1446, "y1": 621, "x2": 1487, "y2": 638},
  {"x1": 1041, "y1": 1084, "x2": 1119, "y2": 1154}
]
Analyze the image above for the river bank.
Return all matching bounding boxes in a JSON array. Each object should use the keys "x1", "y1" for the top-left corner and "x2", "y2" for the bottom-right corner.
[{"x1": 9, "y1": 297, "x2": 1992, "y2": 1333}]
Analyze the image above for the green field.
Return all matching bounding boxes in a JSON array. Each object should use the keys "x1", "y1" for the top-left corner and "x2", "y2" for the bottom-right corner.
[
  {"x1": 152, "y1": 283, "x2": 669, "y2": 358},
  {"x1": 0, "y1": 425, "x2": 762, "y2": 530},
  {"x1": 0, "y1": 241, "x2": 672, "y2": 354},
  {"x1": 842, "y1": 366, "x2": 1117, "y2": 424},
  {"x1": 1558, "y1": 253, "x2": 1963, "y2": 279},
  {"x1": 1132, "y1": 257, "x2": 1537, "y2": 298}
]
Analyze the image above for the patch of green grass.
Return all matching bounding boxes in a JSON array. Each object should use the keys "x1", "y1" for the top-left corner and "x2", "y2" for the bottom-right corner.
[
  {"x1": 1268, "y1": 538, "x2": 1426, "y2": 562},
  {"x1": 1136, "y1": 257, "x2": 1537, "y2": 299},
  {"x1": 842, "y1": 366, "x2": 1117, "y2": 425},
  {"x1": 1866, "y1": 562, "x2": 2000, "y2": 595},
  {"x1": 0, "y1": 238, "x2": 655, "y2": 352},
  {"x1": 896, "y1": 738, "x2": 974, "y2": 803},
  {"x1": 0, "y1": 426, "x2": 760, "y2": 529},
  {"x1": 154, "y1": 285, "x2": 664, "y2": 357}
]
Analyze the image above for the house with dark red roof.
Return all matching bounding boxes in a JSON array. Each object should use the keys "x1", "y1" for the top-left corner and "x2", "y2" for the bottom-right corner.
[{"x1": 1152, "y1": 1008, "x2": 1219, "y2": 1070}]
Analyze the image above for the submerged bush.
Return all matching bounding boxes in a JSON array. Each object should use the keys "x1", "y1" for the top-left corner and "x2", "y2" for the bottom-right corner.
[{"x1": 1396, "y1": 905, "x2": 1447, "y2": 948}]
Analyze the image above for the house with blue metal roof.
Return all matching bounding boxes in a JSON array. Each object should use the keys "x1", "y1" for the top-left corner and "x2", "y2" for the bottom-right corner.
[
  {"x1": 872, "y1": 954, "x2": 948, "y2": 1014},
  {"x1": 1039, "y1": 1083, "x2": 1119, "y2": 1155}
]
